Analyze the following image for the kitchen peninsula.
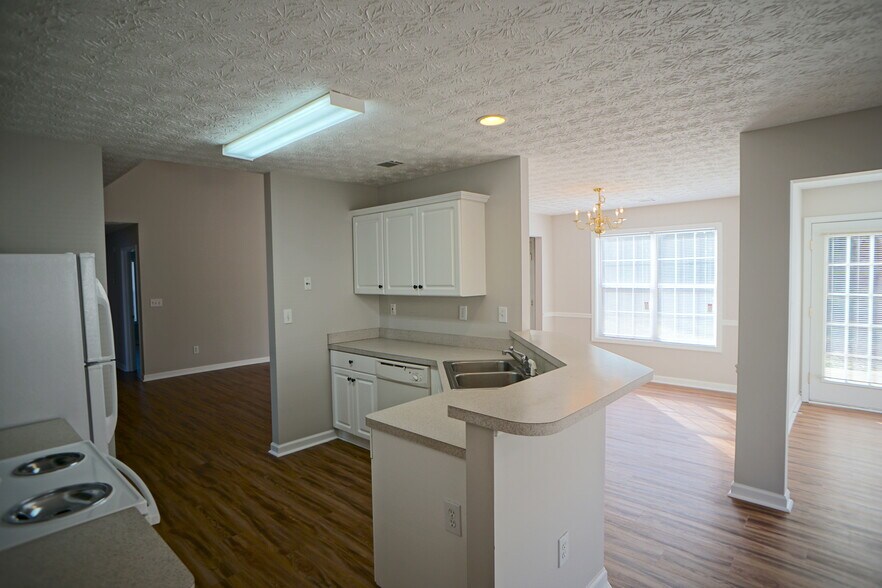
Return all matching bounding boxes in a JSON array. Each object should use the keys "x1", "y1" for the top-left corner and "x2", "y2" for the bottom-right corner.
[{"x1": 331, "y1": 330, "x2": 653, "y2": 588}]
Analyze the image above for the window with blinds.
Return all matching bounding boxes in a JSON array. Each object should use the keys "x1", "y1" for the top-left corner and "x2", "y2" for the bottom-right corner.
[
  {"x1": 823, "y1": 233, "x2": 882, "y2": 386},
  {"x1": 595, "y1": 228, "x2": 718, "y2": 348}
]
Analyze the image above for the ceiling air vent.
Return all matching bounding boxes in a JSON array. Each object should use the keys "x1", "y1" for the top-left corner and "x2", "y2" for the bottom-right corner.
[{"x1": 377, "y1": 160, "x2": 403, "y2": 168}]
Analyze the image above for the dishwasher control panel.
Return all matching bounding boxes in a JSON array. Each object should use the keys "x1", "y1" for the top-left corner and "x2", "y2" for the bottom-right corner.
[{"x1": 376, "y1": 360, "x2": 430, "y2": 388}]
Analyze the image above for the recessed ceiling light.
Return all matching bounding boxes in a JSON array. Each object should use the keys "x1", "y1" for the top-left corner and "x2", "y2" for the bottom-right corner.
[
  {"x1": 222, "y1": 91, "x2": 364, "y2": 161},
  {"x1": 477, "y1": 114, "x2": 506, "y2": 126}
]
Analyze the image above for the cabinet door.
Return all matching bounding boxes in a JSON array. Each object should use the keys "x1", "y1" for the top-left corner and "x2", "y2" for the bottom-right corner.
[
  {"x1": 353, "y1": 374, "x2": 377, "y2": 439},
  {"x1": 353, "y1": 213, "x2": 385, "y2": 294},
  {"x1": 418, "y1": 201, "x2": 460, "y2": 296},
  {"x1": 331, "y1": 369, "x2": 354, "y2": 432},
  {"x1": 383, "y1": 208, "x2": 420, "y2": 296}
]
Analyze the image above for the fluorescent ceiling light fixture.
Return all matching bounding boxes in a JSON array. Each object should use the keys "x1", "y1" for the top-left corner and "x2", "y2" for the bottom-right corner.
[{"x1": 222, "y1": 91, "x2": 364, "y2": 161}]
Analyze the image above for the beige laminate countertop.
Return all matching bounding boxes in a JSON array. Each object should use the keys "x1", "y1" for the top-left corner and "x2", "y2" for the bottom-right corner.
[
  {"x1": 0, "y1": 419, "x2": 194, "y2": 588},
  {"x1": 336, "y1": 330, "x2": 653, "y2": 458}
]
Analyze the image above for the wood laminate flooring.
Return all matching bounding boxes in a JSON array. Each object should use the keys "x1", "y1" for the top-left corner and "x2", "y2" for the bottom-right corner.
[{"x1": 116, "y1": 365, "x2": 882, "y2": 587}]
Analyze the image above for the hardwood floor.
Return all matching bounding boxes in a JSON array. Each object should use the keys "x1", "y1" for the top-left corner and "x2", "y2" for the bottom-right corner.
[{"x1": 117, "y1": 367, "x2": 882, "y2": 587}]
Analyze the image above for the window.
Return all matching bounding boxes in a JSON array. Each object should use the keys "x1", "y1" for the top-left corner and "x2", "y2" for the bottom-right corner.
[
  {"x1": 823, "y1": 233, "x2": 882, "y2": 386},
  {"x1": 595, "y1": 227, "x2": 719, "y2": 348}
]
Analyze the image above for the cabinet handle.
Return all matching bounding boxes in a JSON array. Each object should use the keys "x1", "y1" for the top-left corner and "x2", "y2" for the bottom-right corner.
[
  {"x1": 413, "y1": 285, "x2": 418, "y2": 289},
  {"x1": 349, "y1": 360, "x2": 354, "y2": 365},
  {"x1": 378, "y1": 285, "x2": 383, "y2": 289},
  {"x1": 418, "y1": 285, "x2": 423, "y2": 289}
]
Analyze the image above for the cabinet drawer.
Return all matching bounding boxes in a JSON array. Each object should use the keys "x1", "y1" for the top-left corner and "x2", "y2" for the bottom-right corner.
[{"x1": 330, "y1": 350, "x2": 377, "y2": 374}]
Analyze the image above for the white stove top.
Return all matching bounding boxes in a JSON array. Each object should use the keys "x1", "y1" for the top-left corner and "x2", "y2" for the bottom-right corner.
[{"x1": 0, "y1": 440, "x2": 145, "y2": 551}]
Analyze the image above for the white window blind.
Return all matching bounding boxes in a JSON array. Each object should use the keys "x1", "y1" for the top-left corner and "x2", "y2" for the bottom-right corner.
[
  {"x1": 596, "y1": 228, "x2": 718, "y2": 348},
  {"x1": 823, "y1": 233, "x2": 882, "y2": 386}
]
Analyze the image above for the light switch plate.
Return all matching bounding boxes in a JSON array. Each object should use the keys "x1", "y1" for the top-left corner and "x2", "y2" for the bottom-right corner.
[
  {"x1": 390, "y1": 303, "x2": 397, "y2": 316},
  {"x1": 283, "y1": 308, "x2": 293, "y2": 324},
  {"x1": 497, "y1": 306, "x2": 508, "y2": 323},
  {"x1": 558, "y1": 531, "x2": 569, "y2": 568},
  {"x1": 149, "y1": 298, "x2": 163, "y2": 307},
  {"x1": 459, "y1": 305, "x2": 468, "y2": 321},
  {"x1": 304, "y1": 277, "x2": 312, "y2": 290}
]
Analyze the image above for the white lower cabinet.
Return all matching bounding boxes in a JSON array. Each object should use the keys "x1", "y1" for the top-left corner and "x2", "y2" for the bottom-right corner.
[{"x1": 331, "y1": 366, "x2": 376, "y2": 441}]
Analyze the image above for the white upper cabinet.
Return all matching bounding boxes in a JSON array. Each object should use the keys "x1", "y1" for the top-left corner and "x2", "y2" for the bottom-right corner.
[
  {"x1": 353, "y1": 213, "x2": 384, "y2": 294},
  {"x1": 351, "y1": 192, "x2": 488, "y2": 297},
  {"x1": 383, "y1": 208, "x2": 420, "y2": 295},
  {"x1": 418, "y1": 201, "x2": 459, "y2": 296}
]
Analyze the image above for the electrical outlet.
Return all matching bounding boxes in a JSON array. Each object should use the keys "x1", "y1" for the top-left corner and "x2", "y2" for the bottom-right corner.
[
  {"x1": 304, "y1": 276, "x2": 312, "y2": 290},
  {"x1": 558, "y1": 531, "x2": 569, "y2": 568},
  {"x1": 282, "y1": 308, "x2": 293, "y2": 324},
  {"x1": 459, "y1": 305, "x2": 468, "y2": 321},
  {"x1": 193, "y1": 345, "x2": 199, "y2": 355},
  {"x1": 444, "y1": 500, "x2": 462, "y2": 537},
  {"x1": 390, "y1": 303, "x2": 397, "y2": 316},
  {"x1": 150, "y1": 298, "x2": 163, "y2": 307},
  {"x1": 497, "y1": 306, "x2": 508, "y2": 323}
]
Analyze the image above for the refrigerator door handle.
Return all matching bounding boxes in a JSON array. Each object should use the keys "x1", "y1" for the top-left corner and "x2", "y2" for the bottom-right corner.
[
  {"x1": 94, "y1": 280, "x2": 116, "y2": 362},
  {"x1": 107, "y1": 455, "x2": 160, "y2": 525},
  {"x1": 104, "y1": 364, "x2": 118, "y2": 445}
]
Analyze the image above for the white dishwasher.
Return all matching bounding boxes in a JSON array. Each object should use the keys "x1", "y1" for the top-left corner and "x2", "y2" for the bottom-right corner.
[{"x1": 376, "y1": 360, "x2": 431, "y2": 409}]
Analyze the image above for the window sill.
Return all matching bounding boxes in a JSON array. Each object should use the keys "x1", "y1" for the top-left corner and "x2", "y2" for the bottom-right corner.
[{"x1": 592, "y1": 334, "x2": 722, "y2": 353}]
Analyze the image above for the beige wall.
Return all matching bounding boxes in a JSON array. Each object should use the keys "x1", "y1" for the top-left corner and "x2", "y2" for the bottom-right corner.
[
  {"x1": 265, "y1": 172, "x2": 379, "y2": 447},
  {"x1": 737, "y1": 106, "x2": 882, "y2": 499},
  {"x1": 375, "y1": 157, "x2": 530, "y2": 337},
  {"x1": 545, "y1": 197, "x2": 740, "y2": 390},
  {"x1": 0, "y1": 131, "x2": 107, "y2": 283},
  {"x1": 803, "y1": 178, "x2": 882, "y2": 217},
  {"x1": 104, "y1": 161, "x2": 268, "y2": 377}
]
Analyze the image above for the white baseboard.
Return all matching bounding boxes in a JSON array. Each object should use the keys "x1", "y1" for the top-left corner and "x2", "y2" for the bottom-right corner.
[
  {"x1": 143, "y1": 356, "x2": 269, "y2": 381},
  {"x1": 651, "y1": 375, "x2": 736, "y2": 394},
  {"x1": 728, "y1": 482, "x2": 793, "y2": 513},
  {"x1": 587, "y1": 567, "x2": 611, "y2": 588},
  {"x1": 335, "y1": 430, "x2": 371, "y2": 450},
  {"x1": 788, "y1": 397, "x2": 802, "y2": 433},
  {"x1": 269, "y1": 429, "x2": 337, "y2": 457}
]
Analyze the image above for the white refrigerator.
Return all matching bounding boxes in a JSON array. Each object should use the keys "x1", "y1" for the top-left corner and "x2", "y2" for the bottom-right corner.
[{"x1": 0, "y1": 253, "x2": 117, "y2": 454}]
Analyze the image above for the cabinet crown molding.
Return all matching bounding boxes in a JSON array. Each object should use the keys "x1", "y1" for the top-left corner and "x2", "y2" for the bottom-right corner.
[{"x1": 350, "y1": 191, "x2": 490, "y2": 217}]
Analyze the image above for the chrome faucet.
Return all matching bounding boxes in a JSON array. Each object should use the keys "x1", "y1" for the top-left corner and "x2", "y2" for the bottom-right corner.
[{"x1": 503, "y1": 346, "x2": 534, "y2": 375}]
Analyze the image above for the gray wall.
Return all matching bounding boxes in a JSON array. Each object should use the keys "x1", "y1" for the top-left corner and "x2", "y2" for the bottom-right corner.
[
  {"x1": 736, "y1": 106, "x2": 882, "y2": 497},
  {"x1": 0, "y1": 131, "x2": 107, "y2": 283},
  {"x1": 376, "y1": 156, "x2": 530, "y2": 337},
  {"x1": 104, "y1": 161, "x2": 269, "y2": 377},
  {"x1": 265, "y1": 172, "x2": 379, "y2": 447}
]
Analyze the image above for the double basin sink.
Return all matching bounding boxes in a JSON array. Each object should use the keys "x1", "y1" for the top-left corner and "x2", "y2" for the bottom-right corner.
[{"x1": 443, "y1": 359, "x2": 529, "y2": 389}]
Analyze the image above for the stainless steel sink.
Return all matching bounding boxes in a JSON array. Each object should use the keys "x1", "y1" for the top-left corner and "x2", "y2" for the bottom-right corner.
[
  {"x1": 446, "y1": 360, "x2": 520, "y2": 374},
  {"x1": 443, "y1": 359, "x2": 529, "y2": 389},
  {"x1": 453, "y1": 371, "x2": 527, "y2": 389}
]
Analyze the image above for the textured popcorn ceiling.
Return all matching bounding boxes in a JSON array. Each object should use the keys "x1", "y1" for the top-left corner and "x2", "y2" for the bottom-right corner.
[{"x1": 1, "y1": 1, "x2": 881, "y2": 213}]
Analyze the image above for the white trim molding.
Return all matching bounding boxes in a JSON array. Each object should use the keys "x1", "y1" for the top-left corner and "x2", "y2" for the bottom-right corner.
[
  {"x1": 587, "y1": 567, "x2": 612, "y2": 588},
  {"x1": 143, "y1": 356, "x2": 269, "y2": 381},
  {"x1": 721, "y1": 319, "x2": 738, "y2": 327},
  {"x1": 728, "y1": 482, "x2": 793, "y2": 513},
  {"x1": 543, "y1": 311, "x2": 592, "y2": 319},
  {"x1": 651, "y1": 375, "x2": 736, "y2": 394},
  {"x1": 269, "y1": 429, "x2": 337, "y2": 457}
]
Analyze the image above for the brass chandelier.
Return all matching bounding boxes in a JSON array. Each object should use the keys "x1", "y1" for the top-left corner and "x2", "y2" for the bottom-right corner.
[{"x1": 573, "y1": 187, "x2": 626, "y2": 235}]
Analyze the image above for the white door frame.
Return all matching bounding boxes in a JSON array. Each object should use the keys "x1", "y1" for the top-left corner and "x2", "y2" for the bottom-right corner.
[
  {"x1": 120, "y1": 244, "x2": 142, "y2": 378},
  {"x1": 788, "y1": 169, "x2": 882, "y2": 429},
  {"x1": 530, "y1": 237, "x2": 543, "y2": 330}
]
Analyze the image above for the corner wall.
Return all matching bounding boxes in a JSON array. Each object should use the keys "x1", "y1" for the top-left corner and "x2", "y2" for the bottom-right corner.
[
  {"x1": 737, "y1": 106, "x2": 882, "y2": 501},
  {"x1": 375, "y1": 157, "x2": 530, "y2": 337},
  {"x1": 104, "y1": 161, "x2": 269, "y2": 377},
  {"x1": 0, "y1": 131, "x2": 107, "y2": 283},
  {"x1": 264, "y1": 172, "x2": 379, "y2": 448}
]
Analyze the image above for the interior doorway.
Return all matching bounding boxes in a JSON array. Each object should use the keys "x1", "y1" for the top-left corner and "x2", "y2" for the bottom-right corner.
[
  {"x1": 105, "y1": 223, "x2": 143, "y2": 379},
  {"x1": 529, "y1": 237, "x2": 543, "y2": 330}
]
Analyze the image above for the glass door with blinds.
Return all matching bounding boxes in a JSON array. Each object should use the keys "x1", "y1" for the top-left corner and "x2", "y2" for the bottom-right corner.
[{"x1": 808, "y1": 219, "x2": 882, "y2": 412}]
